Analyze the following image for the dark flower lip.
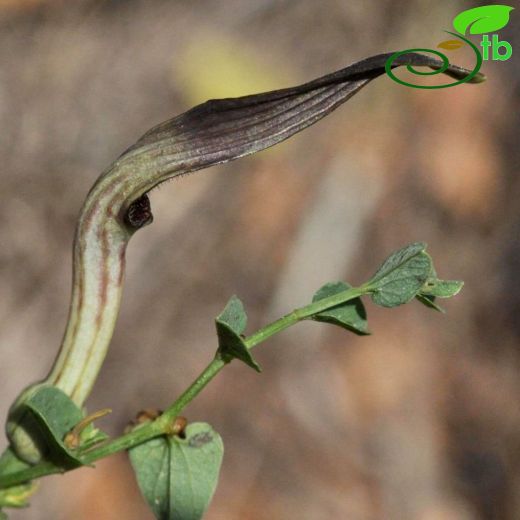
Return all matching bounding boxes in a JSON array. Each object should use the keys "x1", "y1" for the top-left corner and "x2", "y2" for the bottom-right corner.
[{"x1": 116, "y1": 51, "x2": 484, "y2": 200}]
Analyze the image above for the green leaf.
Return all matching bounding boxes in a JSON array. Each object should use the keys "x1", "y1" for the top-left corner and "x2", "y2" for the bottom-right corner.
[
  {"x1": 216, "y1": 295, "x2": 247, "y2": 335},
  {"x1": 129, "y1": 422, "x2": 224, "y2": 520},
  {"x1": 19, "y1": 386, "x2": 86, "y2": 467},
  {"x1": 416, "y1": 276, "x2": 463, "y2": 312},
  {"x1": 311, "y1": 282, "x2": 369, "y2": 335},
  {"x1": 416, "y1": 294, "x2": 445, "y2": 313},
  {"x1": 420, "y1": 279, "x2": 464, "y2": 298},
  {"x1": 0, "y1": 448, "x2": 32, "y2": 477},
  {"x1": 453, "y1": 5, "x2": 514, "y2": 35},
  {"x1": 215, "y1": 296, "x2": 261, "y2": 372},
  {"x1": 0, "y1": 509, "x2": 7, "y2": 519},
  {"x1": 368, "y1": 242, "x2": 426, "y2": 283},
  {"x1": 0, "y1": 481, "x2": 38, "y2": 509},
  {"x1": 367, "y1": 243, "x2": 433, "y2": 308}
]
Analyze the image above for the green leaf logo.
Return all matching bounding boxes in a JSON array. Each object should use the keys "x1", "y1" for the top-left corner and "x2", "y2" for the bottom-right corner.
[{"x1": 453, "y1": 5, "x2": 514, "y2": 35}]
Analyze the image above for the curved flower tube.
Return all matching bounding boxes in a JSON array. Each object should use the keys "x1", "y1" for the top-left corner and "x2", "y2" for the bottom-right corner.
[{"x1": 6, "y1": 52, "x2": 484, "y2": 463}]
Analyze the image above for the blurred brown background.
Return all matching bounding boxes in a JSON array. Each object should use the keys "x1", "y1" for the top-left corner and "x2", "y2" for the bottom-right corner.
[{"x1": 0, "y1": 0, "x2": 519, "y2": 519}]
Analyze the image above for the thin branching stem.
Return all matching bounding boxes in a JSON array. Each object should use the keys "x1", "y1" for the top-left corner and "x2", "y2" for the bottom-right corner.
[{"x1": 0, "y1": 284, "x2": 367, "y2": 489}]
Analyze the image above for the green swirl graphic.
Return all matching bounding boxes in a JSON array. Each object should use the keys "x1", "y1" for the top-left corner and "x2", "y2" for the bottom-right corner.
[{"x1": 385, "y1": 31, "x2": 482, "y2": 89}]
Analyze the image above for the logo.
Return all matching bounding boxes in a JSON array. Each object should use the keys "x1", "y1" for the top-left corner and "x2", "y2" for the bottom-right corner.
[{"x1": 386, "y1": 5, "x2": 514, "y2": 89}]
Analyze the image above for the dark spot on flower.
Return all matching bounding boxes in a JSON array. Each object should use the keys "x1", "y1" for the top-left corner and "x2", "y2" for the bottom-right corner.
[{"x1": 125, "y1": 194, "x2": 153, "y2": 229}]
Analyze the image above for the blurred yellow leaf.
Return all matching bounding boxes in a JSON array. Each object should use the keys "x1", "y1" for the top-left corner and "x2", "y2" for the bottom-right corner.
[{"x1": 172, "y1": 33, "x2": 293, "y2": 105}]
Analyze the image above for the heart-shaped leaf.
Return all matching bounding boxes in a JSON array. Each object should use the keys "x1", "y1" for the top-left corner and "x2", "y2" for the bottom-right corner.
[
  {"x1": 311, "y1": 282, "x2": 369, "y2": 335},
  {"x1": 453, "y1": 5, "x2": 514, "y2": 35},
  {"x1": 129, "y1": 422, "x2": 224, "y2": 520}
]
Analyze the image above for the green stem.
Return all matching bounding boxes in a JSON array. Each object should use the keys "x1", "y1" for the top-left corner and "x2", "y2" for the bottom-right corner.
[
  {"x1": 246, "y1": 286, "x2": 366, "y2": 346},
  {"x1": 0, "y1": 285, "x2": 366, "y2": 490}
]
